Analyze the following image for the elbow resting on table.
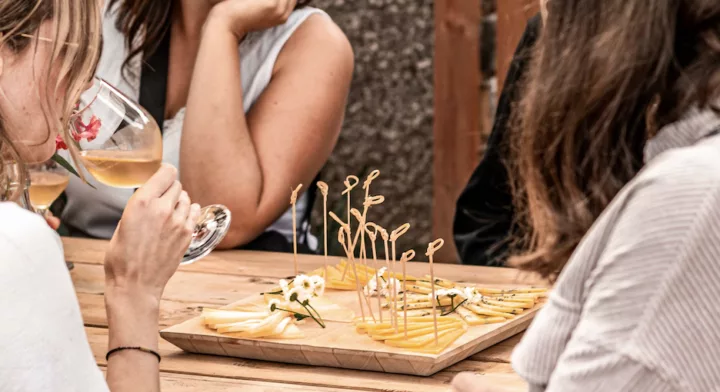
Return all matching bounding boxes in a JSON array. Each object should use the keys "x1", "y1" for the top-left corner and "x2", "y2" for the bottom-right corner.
[{"x1": 216, "y1": 217, "x2": 265, "y2": 250}]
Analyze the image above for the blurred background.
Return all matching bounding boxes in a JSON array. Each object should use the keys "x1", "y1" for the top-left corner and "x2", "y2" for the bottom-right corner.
[{"x1": 309, "y1": 0, "x2": 539, "y2": 263}]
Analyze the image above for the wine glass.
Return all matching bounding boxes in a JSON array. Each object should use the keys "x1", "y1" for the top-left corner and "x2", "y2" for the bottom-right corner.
[
  {"x1": 3, "y1": 160, "x2": 74, "y2": 270},
  {"x1": 27, "y1": 160, "x2": 70, "y2": 217},
  {"x1": 70, "y1": 78, "x2": 231, "y2": 264}
]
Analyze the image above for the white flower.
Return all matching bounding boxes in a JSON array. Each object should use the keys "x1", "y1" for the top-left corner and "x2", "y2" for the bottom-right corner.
[
  {"x1": 286, "y1": 287, "x2": 311, "y2": 303},
  {"x1": 311, "y1": 276, "x2": 325, "y2": 297},
  {"x1": 310, "y1": 275, "x2": 325, "y2": 297},
  {"x1": 377, "y1": 267, "x2": 387, "y2": 278},
  {"x1": 446, "y1": 288, "x2": 465, "y2": 298},
  {"x1": 463, "y1": 287, "x2": 479, "y2": 304},
  {"x1": 279, "y1": 279, "x2": 290, "y2": 294},
  {"x1": 363, "y1": 278, "x2": 378, "y2": 296},
  {"x1": 364, "y1": 271, "x2": 393, "y2": 297},
  {"x1": 386, "y1": 278, "x2": 402, "y2": 296},
  {"x1": 268, "y1": 299, "x2": 282, "y2": 312},
  {"x1": 294, "y1": 275, "x2": 313, "y2": 292},
  {"x1": 429, "y1": 288, "x2": 448, "y2": 301}
]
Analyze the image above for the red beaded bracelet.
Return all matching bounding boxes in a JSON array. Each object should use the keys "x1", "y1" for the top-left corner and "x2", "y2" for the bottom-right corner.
[{"x1": 106, "y1": 346, "x2": 161, "y2": 363}]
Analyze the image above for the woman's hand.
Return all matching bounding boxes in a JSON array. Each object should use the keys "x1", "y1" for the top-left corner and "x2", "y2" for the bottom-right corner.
[
  {"x1": 104, "y1": 164, "x2": 200, "y2": 392},
  {"x1": 452, "y1": 372, "x2": 517, "y2": 392},
  {"x1": 104, "y1": 164, "x2": 201, "y2": 300},
  {"x1": 44, "y1": 211, "x2": 60, "y2": 231},
  {"x1": 207, "y1": 0, "x2": 298, "y2": 39}
]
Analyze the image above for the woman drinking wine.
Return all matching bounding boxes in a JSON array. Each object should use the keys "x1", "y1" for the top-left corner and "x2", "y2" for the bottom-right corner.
[{"x1": 1, "y1": 1, "x2": 200, "y2": 390}]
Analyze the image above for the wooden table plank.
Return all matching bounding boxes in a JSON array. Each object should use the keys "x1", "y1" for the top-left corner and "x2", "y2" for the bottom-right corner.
[
  {"x1": 469, "y1": 334, "x2": 523, "y2": 363},
  {"x1": 77, "y1": 292, "x2": 205, "y2": 328},
  {"x1": 86, "y1": 327, "x2": 526, "y2": 392},
  {"x1": 64, "y1": 238, "x2": 546, "y2": 286},
  {"x1": 155, "y1": 373, "x2": 358, "y2": 392},
  {"x1": 71, "y1": 262, "x2": 278, "y2": 305},
  {"x1": 99, "y1": 370, "x2": 358, "y2": 392}
]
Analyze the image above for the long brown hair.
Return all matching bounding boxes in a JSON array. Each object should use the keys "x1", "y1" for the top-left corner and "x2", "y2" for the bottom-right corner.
[
  {"x1": 509, "y1": 0, "x2": 720, "y2": 280},
  {"x1": 0, "y1": 0, "x2": 101, "y2": 199},
  {"x1": 108, "y1": 0, "x2": 314, "y2": 79}
]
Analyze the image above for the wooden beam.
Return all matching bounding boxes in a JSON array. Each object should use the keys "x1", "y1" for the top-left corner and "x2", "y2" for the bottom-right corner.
[
  {"x1": 496, "y1": 0, "x2": 539, "y2": 92},
  {"x1": 433, "y1": 0, "x2": 483, "y2": 263}
]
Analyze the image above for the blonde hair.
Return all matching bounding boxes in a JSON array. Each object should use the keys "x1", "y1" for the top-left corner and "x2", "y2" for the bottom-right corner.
[{"x1": 0, "y1": 0, "x2": 101, "y2": 200}]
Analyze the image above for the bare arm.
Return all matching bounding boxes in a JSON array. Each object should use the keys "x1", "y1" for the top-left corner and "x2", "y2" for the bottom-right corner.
[
  {"x1": 180, "y1": 7, "x2": 354, "y2": 248},
  {"x1": 105, "y1": 290, "x2": 162, "y2": 392},
  {"x1": 103, "y1": 165, "x2": 200, "y2": 391}
]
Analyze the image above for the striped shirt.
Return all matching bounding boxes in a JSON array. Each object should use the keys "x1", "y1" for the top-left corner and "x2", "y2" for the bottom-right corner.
[{"x1": 512, "y1": 106, "x2": 720, "y2": 392}]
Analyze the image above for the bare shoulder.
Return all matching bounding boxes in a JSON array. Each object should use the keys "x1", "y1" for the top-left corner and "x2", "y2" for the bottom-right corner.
[{"x1": 276, "y1": 12, "x2": 354, "y2": 75}]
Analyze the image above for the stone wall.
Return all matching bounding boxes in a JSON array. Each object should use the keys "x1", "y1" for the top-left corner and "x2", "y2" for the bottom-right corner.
[
  {"x1": 309, "y1": 0, "x2": 435, "y2": 258},
  {"x1": 309, "y1": 0, "x2": 497, "y2": 259}
]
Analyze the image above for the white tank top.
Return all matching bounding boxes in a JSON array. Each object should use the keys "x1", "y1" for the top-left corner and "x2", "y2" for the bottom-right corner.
[
  {"x1": 61, "y1": 6, "x2": 325, "y2": 249},
  {"x1": 0, "y1": 203, "x2": 109, "y2": 391}
]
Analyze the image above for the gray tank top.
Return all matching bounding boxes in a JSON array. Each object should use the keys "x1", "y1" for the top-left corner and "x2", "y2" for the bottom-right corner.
[{"x1": 60, "y1": 6, "x2": 325, "y2": 249}]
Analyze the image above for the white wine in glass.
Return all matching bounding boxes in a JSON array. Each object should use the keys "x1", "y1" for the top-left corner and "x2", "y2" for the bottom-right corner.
[
  {"x1": 28, "y1": 160, "x2": 70, "y2": 214},
  {"x1": 71, "y1": 78, "x2": 231, "y2": 264},
  {"x1": 81, "y1": 151, "x2": 164, "y2": 188},
  {"x1": 26, "y1": 160, "x2": 73, "y2": 270}
]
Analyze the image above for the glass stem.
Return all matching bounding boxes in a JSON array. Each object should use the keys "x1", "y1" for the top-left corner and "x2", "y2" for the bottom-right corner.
[{"x1": 20, "y1": 171, "x2": 36, "y2": 213}]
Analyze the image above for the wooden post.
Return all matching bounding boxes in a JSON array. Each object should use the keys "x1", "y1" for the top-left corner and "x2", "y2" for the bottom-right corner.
[
  {"x1": 433, "y1": 0, "x2": 483, "y2": 263},
  {"x1": 496, "y1": 0, "x2": 539, "y2": 92}
]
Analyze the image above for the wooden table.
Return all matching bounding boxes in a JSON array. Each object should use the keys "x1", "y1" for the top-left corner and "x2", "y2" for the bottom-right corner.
[{"x1": 65, "y1": 237, "x2": 543, "y2": 392}]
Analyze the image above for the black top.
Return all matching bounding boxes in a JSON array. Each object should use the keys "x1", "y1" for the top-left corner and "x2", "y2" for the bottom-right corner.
[{"x1": 453, "y1": 15, "x2": 542, "y2": 266}]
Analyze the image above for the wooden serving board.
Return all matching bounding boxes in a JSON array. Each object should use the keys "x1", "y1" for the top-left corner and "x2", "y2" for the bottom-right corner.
[{"x1": 161, "y1": 286, "x2": 542, "y2": 376}]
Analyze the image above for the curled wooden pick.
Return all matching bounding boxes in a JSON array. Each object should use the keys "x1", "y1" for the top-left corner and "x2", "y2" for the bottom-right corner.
[
  {"x1": 364, "y1": 222, "x2": 381, "y2": 241},
  {"x1": 362, "y1": 170, "x2": 381, "y2": 189},
  {"x1": 426, "y1": 238, "x2": 445, "y2": 257},
  {"x1": 328, "y1": 211, "x2": 349, "y2": 231},
  {"x1": 378, "y1": 227, "x2": 389, "y2": 241},
  {"x1": 350, "y1": 208, "x2": 364, "y2": 223},
  {"x1": 317, "y1": 181, "x2": 329, "y2": 196},
  {"x1": 390, "y1": 223, "x2": 411, "y2": 242},
  {"x1": 290, "y1": 184, "x2": 303, "y2": 204},
  {"x1": 400, "y1": 249, "x2": 416, "y2": 262},
  {"x1": 341, "y1": 175, "x2": 360, "y2": 195},
  {"x1": 338, "y1": 227, "x2": 347, "y2": 247},
  {"x1": 363, "y1": 195, "x2": 385, "y2": 207}
]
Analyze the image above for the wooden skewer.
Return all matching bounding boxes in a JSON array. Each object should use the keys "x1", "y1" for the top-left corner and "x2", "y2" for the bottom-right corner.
[
  {"x1": 426, "y1": 238, "x2": 445, "y2": 346},
  {"x1": 329, "y1": 211, "x2": 376, "y2": 323},
  {"x1": 389, "y1": 223, "x2": 410, "y2": 332},
  {"x1": 340, "y1": 175, "x2": 359, "y2": 280},
  {"x1": 350, "y1": 208, "x2": 368, "y2": 283},
  {"x1": 379, "y1": 228, "x2": 392, "y2": 327},
  {"x1": 348, "y1": 209, "x2": 378, "y2": 323},
  {"x1": 351, "y1": 196, "x2": 383, "y2": 284},
  {"x1": 290, "y1": 184, "x2": 303, "y2": 276},
  {"x1": 365, "y1": 222, "x2": 383, "y2": 323},
  {"x1": 399, "y1": 249, "x2": 416, "y2": 339},
  {"x1": 361, "y1": 196, "x2": 384, "y2": 283},
  {"x1": 317, "y1": 181, "x2": 329, "y2": 277},
  {"x1": 338, "y1": 227, "x2": 366, "y2": 322},
  {"x1": 362, "y1": 170, "x2": 381, "y2": 199},
  {"x1": 330, "y1": 211, "x2": 364, "y2": 278},
  {"x1": 356, "y1": 170, "x2": 380, "y2": 281}
]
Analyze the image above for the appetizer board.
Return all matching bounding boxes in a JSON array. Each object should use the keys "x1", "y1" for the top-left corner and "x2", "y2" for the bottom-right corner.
[
  {"x1": 161, "y1": 283, "x2": 544, "y2": 376},
  {"x1": 163, "y1": 170, "x2": 546, "y2": 376}
]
